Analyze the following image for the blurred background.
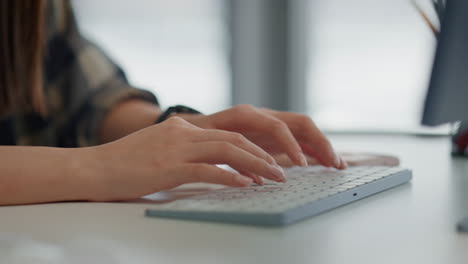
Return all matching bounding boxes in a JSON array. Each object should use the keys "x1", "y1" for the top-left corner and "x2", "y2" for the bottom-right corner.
[{"x1": 72, "y1": 0, "x2": 443, "y2": 134}]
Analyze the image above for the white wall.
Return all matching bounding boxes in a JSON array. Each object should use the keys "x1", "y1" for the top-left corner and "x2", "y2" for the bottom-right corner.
[
  {"x1": 72, "y1": 0, "x2": 229, "y2": 113},
  {"x1": 308, "y1": 0, "x2": 439, "y2": 132}
]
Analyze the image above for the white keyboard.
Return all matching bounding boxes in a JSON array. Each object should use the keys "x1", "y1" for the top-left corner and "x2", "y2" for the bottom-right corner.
[{"x1": 145, "y1": 166, "x2": 412, "y2": 226}]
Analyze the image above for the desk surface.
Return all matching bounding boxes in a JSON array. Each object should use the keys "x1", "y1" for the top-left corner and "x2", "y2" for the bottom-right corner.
[{"x1": 1, "y1": 134, "x2": 468, "y2": 264}]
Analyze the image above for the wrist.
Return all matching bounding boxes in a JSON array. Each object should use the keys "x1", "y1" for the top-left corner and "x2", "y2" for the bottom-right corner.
[
  {"x1": 100, "y1": 100, "x2": 162, "y2": 143},
  {"x1": 67, "y1": 146, "x2": 105, "y2": 201}
]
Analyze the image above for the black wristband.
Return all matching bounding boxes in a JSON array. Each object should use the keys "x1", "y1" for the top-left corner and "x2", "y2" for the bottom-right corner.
[{"x1": 155, "y1": 105, "x2": 202, "y2": 124}]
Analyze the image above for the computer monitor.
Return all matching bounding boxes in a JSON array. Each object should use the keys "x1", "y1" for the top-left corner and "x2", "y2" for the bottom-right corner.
[{"x1": 422, "y1": 0, "x2": 468, "y2": 126}]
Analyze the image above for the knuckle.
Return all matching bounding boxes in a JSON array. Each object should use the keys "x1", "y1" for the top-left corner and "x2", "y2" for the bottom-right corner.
[
  {"x1": 170, "y1": 126, "x2": 190, "y2": 137},
  {"x1": 166, "y1": 116, "x2": 186, "y2": 125},
  {"x1": 270, "y1": 120, "x2": 287, "y2": 131},
  {"x1": 233, "y1": 104, "x2": 255, "y2": 114},
  {"x1": 297, "y1": 114, "x2": 313, "y2": 124},
  {"x1": 162, "y1": 117, "x2": 183, "y2": 129},
  {"x1": 229, "y1": 132, "x2": 246, "y2": 144}
]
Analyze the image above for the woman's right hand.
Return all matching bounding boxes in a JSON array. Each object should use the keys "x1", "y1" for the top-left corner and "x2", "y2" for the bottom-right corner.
[{"x1": 80, "y1": 117, "x2": 286, "y2": 202}]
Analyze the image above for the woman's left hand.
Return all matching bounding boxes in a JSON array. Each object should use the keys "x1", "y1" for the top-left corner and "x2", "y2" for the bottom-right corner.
[{"x1": 177, "y1": 104, "x2": 347, "y2": 170}]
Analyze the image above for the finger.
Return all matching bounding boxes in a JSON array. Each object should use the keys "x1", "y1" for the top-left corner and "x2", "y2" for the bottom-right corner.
[
  {"x1": 264, "y1": 110, "x2": 339, "y2": 168},
  {"x1": 273, "y1": 153, "x2": 319, "y2": 168},
  {"x1": 183, "y1": 142, "x2": 287, "y2": 182},
  {"x1": 237, "y1": 169, "x2": 264, "y2": 185},
  {"x1": 192, "y1": 129, "x2": 277, "y2": 165},
  {"x1": 247, "y1": 111, "x2": 307, "y2": 167},
  {"x1": 273, "y1": 154, "x2": 296, "y2": 167},
  {"x1": 301, "y1": 123, "x2": 339, "y2": 168},
  {"x1": 172, "y1": 164, "x2": 253, "y2": 187},
  {"x1": 300, "y1": 142, "x2": 346, "y2": 170},
  {"x1": 339, "y1": 156, "x2": 348, "y2": 169},
  {"x1": 300, "y1": 142, "x2": 336, "y2": 168},
  {"x1": 257, "y1": 175, "x2": 265, "y2": 185}
]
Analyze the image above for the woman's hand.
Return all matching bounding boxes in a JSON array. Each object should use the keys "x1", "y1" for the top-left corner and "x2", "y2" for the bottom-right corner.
[
  {"x1": 177, "y1": 105, "x2": 347, "y2": 170},
  {"x1": 81, "y1": 117, "x2": 286, "y2": 202}
]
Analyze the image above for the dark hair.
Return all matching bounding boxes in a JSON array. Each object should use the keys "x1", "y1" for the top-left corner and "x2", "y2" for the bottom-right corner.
[{"x1": 0, "y1": 0, "x2": 46, "y2": 116}]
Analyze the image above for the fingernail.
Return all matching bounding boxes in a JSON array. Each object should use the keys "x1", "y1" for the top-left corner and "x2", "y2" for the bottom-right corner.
[
  {"x1": 334, "y1": 153, "x2": 341, "y2": 168},
  {"x1": 269, "y1": 165, "x2": 287, "y2": 182},
  {"x1": 299, "y1": 153, "x2": 308, "y2": 167},
  {"x1": 258, "y1": 176, "x2": 265, "y2": 185},
  {"x1": 254, "y1": 174, "x2": 262, "y2": 185},
  {"x1": 341, "y1": 157, "x2": 349, "y2": 169},
  {"x1": 236, "y1": 175, "x2": 253, "y2": 186}
]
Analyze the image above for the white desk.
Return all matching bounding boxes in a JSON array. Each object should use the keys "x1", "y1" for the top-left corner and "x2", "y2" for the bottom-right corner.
[{"x1": 1, "y1": 134, "x2": 468, "y2": 264}]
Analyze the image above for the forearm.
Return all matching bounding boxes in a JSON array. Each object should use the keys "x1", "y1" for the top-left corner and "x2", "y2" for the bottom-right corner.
[
  {"x1": 99, "y1": 99, "x2": 162, "y2": 143},
  {"x1": 0, "y1": 146, "x2": 95, "y2": 205}
]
